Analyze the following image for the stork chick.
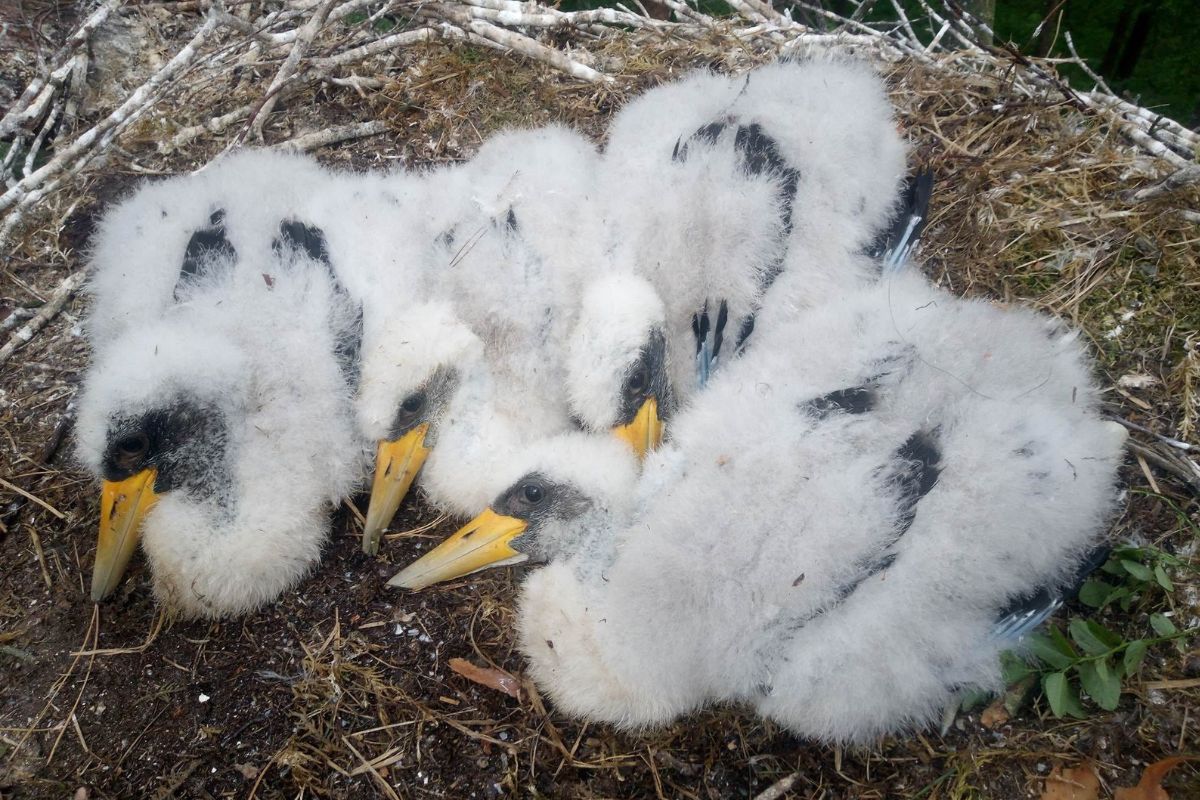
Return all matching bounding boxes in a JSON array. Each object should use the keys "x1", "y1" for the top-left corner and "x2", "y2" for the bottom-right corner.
[
  {"x1": 356, "y1": 125, "x2": 606, "y2": 551},
  {"x1": 76, "y1": 238, "x2": 361, "y2": 616},
  {"x1": 393, "y1": 272, "x2": 1126, "y2": 742},
  {"x1": 568, "y1": 58, "x2": 909, "y2": 455}
]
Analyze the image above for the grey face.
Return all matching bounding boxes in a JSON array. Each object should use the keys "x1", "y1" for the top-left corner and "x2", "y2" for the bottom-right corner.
[
  {"x1": 388, "y1": 365, "x2": 458, "y2": 440},
  {"x1": 492, "y1": 472, "x2": 593, "y2": 562},
  {"x1": 102, "y1": 398, "x2": 230, "y2": 502},
  {"x1": 617, "y1": 327, "x2": 674, "y2": 427}
]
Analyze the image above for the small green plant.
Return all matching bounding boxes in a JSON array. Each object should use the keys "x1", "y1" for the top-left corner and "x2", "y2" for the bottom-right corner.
[
  {"x1": 341, "y1": 9, "x2": 405, "y2": 32},
  {"x1": 1001, "y1": 545, "x2": 1194, "y2": 718},
  {"x1": 1077, "y1": 545, "x2": 1185, "y2": 612}
]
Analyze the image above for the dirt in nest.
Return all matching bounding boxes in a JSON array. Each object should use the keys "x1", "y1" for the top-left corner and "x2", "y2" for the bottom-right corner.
[{"x1": 2, "y1": 13, "x2": 1200, "y2": 800}]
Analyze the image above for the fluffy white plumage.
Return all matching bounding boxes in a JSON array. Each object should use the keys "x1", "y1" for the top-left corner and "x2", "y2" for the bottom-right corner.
[
  {"x1": 357, "y1": 125, "x2": 606, "y2": 520},
  {"x1": 85, "y1": 149, "x2": 333, "y2": 348},
  {"x1": 566, "y1": 58, "x2": 908, "y2": 438},
  {"x1": 405, "y1": 272, "x2": 1126, "y2": 741},
  {"x1": 76, "y1": 246, "x2": 361, "y2": 616}
]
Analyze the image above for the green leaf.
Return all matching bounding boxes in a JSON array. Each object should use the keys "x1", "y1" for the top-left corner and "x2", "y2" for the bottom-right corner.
[
  {"x1": 1078, "y1": 579, "x2": 1114, "y2": 608},
  {"x1": 1112, "y1": 546, "x2": 1147, "y2": 561},
  {"x1": 1000, "y1": 651, "x2": 1034, "y2": 684},
  {"x1": 1154, "y1": 564, "x2": 1174, "y2": 592},
  {"x1": 1150, "y1": 613, "x2": 1178, "y2": 637},
  {"x1": 1043, "y1": 671, "x2": 1070, "y2": 717},
  {"x1": 1121, "y1": 560, "x2": 1154, "y2": 581},
  {"x1": 1101, "y1": 559, "x2": 1127, "y2": 576},
  {"x1": 1027, "y1": 633, "x2": 1075, "y2": 670},
  {"x1": 1078, "y1": 658, "x2": 1121, "y2": 711},
  {"x1": 1099, "y1": 556, "x2": 1128, "y2": 575},
  {"x1": 1085, "y1": 620, "x2": 1122, "y2": 649},
  {"x1": 1069, "y1": 619, "x2": 1113, "y2": 656},
  {"x1": 1123, "y1": 640, "x2": 1149, "y2": 675},
  {"x1": 1042, "y1": 672, "x2": 1087, "y2": 718},
  {"x1": 1049, "y1": 626, "x2": 1081, "y2": 657}
]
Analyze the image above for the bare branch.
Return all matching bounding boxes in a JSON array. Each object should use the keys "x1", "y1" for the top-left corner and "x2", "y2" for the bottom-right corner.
[
  {"x1": 273, "y1": 120, "x2": 391, "y2": 152},
  {"x1": 0, "y1": 272, "x2": 87, "y2": 368},
  {"x1": 245, "y1": 0, "x2": 341, "y2": 142}
]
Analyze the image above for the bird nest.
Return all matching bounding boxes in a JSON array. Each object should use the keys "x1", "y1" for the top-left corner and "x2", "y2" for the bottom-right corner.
[{"x1": 1, "y1": 2, "x2": 1198, "y2": 798}]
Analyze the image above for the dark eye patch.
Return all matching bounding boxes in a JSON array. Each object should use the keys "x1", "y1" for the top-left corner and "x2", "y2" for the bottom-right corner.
[
  {"x1": 102, "y1": 400, "x2": 230, "y2": 502},
  {"x1": 495, "y1": 473, "x2": 591, "y2": 527},
  {"x1": 617, "y1": 328, "x2": 673, "y2": 426},
  {"x1": 389, "y1": 366, "x2": 457, "y2": 438}
]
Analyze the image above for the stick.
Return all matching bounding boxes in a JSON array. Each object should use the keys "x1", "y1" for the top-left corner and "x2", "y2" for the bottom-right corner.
[
  {"x1": 753, "y1": 773, "x2": 801, "y2": 800},
  {"x1": 1123, "y1": 165, "x2": 1200, "y2": 204},
  {"x1": 0, "y1": 477, "x2": 67, "y2": 520},
  {"x1": 0, "y1": 272, "x2": 87, "y2": 367},
  {"x1": 0, "y1": 0, "x2": 123, "y2": 136},
  {"x1": 1125, "y1": 440, "x2": 1200, "y2": 496},
  {"x1": 310, "y1": 27, "x2": 445, "y2": 68},
  {"x1": 0, "y1": 15, "x2": 221, "y2": 220},
  {"x1": 245, "y1": 0, "x2": 340, "y2": 142},
  {"x1": 457, "y1": 16, "x2": 613, "y2": 83},
  {"x1": 273, "y1": 120, "x2": 391, "y2": 152}
]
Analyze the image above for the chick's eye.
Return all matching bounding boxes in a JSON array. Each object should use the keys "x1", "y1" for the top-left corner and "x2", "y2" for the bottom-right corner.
[
  {"x1": 522, "y1": 484, "x2": 544, "y2": 504},
  {"x1": 626, "y1": 368, "x2": 648, "y2": 395},
  {"x1": 401, "y1": 393, "x2": 425, "y2": 414},
  {"x1": 116, "y1": 432, "x2": 150, "y2": 458}
]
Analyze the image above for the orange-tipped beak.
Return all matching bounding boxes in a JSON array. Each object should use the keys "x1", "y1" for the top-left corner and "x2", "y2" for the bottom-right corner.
[
  {"x1": 362, "y1": 424, "x2": 431, "y2": 555},
  {"x1": 388, "y1": 508, "x2": 528, "y2": 590},
  {"x1": 613, "y1": 397, "x2": 663, "y2": 460},
  {"x1": 92, "y1": 468, "x2": 158, "y2": 601}
]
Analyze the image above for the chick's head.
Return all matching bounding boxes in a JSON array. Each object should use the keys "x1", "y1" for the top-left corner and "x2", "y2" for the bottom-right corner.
[
  {"x1": 389, "y1": 432, "x2": 639, "y2": 590},
  {"x1": 567, "y1": 274, "x2": 675, "y2": 460}
]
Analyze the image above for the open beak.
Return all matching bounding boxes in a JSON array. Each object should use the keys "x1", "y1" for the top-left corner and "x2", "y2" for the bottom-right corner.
[
  {"x1": 92, "y1": 468, "x2": 159, "y2": 601},
  {"x1": 362, "y1": 424, "x2": 431, "y2": 555},
  {"x1": 388, "y1": 507, "x2": 528, "y2": 590},
  {"x1": 613, "y1": 396, "x2": 663, "y2": 460}
]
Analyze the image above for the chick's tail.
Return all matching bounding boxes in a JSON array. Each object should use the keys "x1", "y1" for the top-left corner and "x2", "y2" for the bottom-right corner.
[
  {"x1": 988, "y1": 545, "x2": 1113, "y2": 643},
  {"x1": 870, "y1": 169, "x2": 934, "y2": 274}
]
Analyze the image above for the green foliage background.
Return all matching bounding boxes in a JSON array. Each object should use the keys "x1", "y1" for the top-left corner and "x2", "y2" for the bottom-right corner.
[{"x1": 561, "y1": 0, "x2": 1199, "y2": 124}]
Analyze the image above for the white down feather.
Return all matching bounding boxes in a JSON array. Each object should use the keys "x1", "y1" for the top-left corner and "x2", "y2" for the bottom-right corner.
[
  {"x1": 75, "y1": 246, "x2": 361, "y2": 617},
  {"x1": 566, "y1": 58, "x2": 908, "y2": 436},
  {"x1": 494, "y1": 271, "x2": 1127, "y2": 742}
]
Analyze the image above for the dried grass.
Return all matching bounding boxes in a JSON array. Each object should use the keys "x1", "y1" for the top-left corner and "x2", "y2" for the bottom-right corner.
[{"x1": 1, "y1": 2, "x2": 1198, "y2": 798}]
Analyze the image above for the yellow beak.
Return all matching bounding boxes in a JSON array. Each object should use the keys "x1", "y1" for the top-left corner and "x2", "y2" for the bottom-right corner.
[
  {"x1": 388, "y1": 507, "x2": 528, "y2": 590},
  {"x1": 613, "y1": 396, "x2": 663, "y2": 460},
  {"x1": 92, "y1": 468, "x2": 159, "y2": 601},
  {"x1": 362, "y1": 424, "x2": 431, "y2": 555}
]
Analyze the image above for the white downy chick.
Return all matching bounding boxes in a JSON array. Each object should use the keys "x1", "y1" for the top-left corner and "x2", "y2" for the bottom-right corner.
[
  {"x1": 85, "y1": 148, "x2": 333, "y2": 348},
  {"x1": 84, "y1": 148, "x2": 458, "y2": 558},
  {"x1": 75, "y1": 243, "x2": 361, "y2": 617},
  {"x1": 355, "y1": 125, "x2": 608, "y2": 549},
  {"x1": 567, "y1": 58, "x2": 908, "y2": 454},
  {"x1": 393, "y1": 271, "x2": 1127, "y2": 742}
]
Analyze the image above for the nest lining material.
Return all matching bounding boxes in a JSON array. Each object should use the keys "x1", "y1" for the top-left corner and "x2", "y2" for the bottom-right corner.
[{"x1": 0, "y1": 1, "x2": 1198, "y2": 797}]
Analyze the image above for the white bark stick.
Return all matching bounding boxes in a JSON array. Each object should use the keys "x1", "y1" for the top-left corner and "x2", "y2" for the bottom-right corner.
[
  {"x1": 0, "y1": 272, "x2": 87, "y2": 368},
  {"x1": 273, "y1": 120, "x2": 390, "y2": 152},
  {"x1": 247, "y1": 0, "x2": 340, "y2": 141},
  {"x1": 0, "y1": 0, "x2": 123, "y2": 136},
  {"x1": 0, "y1": 15, "x2": 220, "y2": 220}
]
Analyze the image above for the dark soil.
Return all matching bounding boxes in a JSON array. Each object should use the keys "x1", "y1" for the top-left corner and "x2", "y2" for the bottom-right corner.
[{"x1": 2, "y1": 6, "x2": 1199, "y2": 800}]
